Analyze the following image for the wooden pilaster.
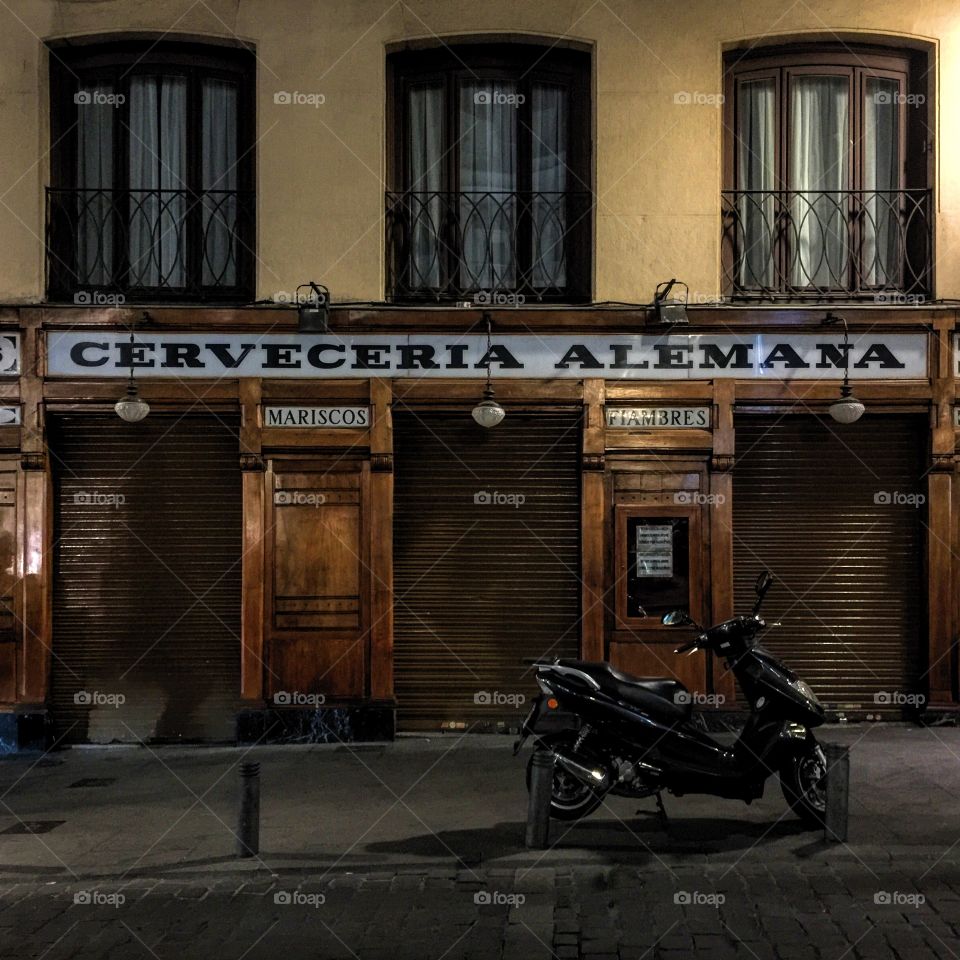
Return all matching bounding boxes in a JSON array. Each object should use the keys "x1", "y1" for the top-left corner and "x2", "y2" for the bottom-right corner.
[
  {"x1": 710, "y1": 379, "x2": 737, "y2": 704},
  {"x1": 239, "y1": 379, "x2": 265, "y2": 704},
  {"x1": 928, "y1": 317, "x2": 956, "y2": 706},
  {"x1": 18, "y1": 313, "x2": 50, "y2": 705},
  {"x1": 368, "y1": 378, "x2": 394, "y2": 701},
  {"x1": 581, "y1": 378, "x2": 605, "y2": 661}
]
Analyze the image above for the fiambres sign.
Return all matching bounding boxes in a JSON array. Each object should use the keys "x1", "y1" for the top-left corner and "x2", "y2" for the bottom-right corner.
[{"x1": 45, "y1": 332, "x2": 927, "y2": 380}]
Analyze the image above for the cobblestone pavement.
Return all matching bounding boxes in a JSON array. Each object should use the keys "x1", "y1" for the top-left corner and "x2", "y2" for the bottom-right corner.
[{"x1": 3, "y1": 859, "x2": 959, "y2": 960}]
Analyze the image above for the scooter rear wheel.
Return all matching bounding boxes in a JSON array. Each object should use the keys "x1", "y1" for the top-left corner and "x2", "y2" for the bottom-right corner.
[
  {"x1": 525, "y1": 733, "x2": 605, "y2": 821},
  {"x1": 780, "y1": 739, "x2": 827, "y2": 827}
]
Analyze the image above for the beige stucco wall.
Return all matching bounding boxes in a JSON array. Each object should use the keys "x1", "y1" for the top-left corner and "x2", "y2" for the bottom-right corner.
[{"x1": 1, "y1": 0, "x2": 959, "y2": 303}]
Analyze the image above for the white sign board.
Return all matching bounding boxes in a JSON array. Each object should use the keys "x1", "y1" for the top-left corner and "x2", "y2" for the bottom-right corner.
[
  {"x1": 607, "y1": 407, "x2": 709, "y2": 428},
  {"x1": 45, "y1": 332, "x2": 927, "y2": 380},
  {"x1": 636, "y1": 525, "x2": 674, "y2": 578},
  {"x1": 263, "y1": 406, "x2": 369, "y2": 428},
  {"x1": 0, "y1": 406, "x2": 20, "y2": 425}
]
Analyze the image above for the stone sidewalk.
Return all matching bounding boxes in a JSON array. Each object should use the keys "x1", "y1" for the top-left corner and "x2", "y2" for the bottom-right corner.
[{"x1": 0, "y1": 725, "x2": 958, "y2": 957}]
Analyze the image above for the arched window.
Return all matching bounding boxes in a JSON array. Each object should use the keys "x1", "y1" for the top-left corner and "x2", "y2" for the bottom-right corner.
[
  {"x1": 48, "y1": 39, "x2": 255, "y2": 302},
  {"x1": 723, "y1": 44, "x2": 932, "y2": 300},
  {"x1": 387, "y1": 42, "x2": 592, "y2": 303}
]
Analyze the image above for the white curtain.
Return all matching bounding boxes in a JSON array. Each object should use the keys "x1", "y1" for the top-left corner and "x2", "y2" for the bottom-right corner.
[
  {"x1": 789, "y1": 76, "x2": 849, "y2": 288},
  {"x1": 736, "y1": 79, "x2": 775, "y2": 288},
  {"x1": 531, "y1": 83, "x2": 567, "y2": 289},
  {"x1": 407, "y1": 84, "x2": 443, "y2": 289},
  {"x1": 459, "y1": 80, "x2": 517, "y2": 290},
  {"x1": 76, "y1": 84, "x2": 115, "y2": 285},
  {"x1": 864, "y1": 77, "x2": 899, "y2": 287},
  {"x1": 202, "y1": 78, "x2": 238, "y2": 287},
  {"x1": 128, "y1": 75, "x2": 187, "y2": 288}
]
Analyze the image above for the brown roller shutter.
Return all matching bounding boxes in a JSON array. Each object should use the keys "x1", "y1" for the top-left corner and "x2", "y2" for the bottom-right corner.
[
  {"x1": 50, "y1": 414, "x2": 242, "y2": 743},
  {"x1": 393, "y1": 409, "x2": 581, "y2": 730},
  {"x1": 733, "y1": 414, "x2": 925, "y2": 710}
]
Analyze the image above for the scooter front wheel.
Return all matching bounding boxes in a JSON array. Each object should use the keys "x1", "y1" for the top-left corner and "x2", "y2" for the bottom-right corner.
[
  {"x1": 780, "y1": 738, "x2": 827, "y2": 827},
  {"x1": 525, "y1": 733, "x2": 604, "y2": 821}
]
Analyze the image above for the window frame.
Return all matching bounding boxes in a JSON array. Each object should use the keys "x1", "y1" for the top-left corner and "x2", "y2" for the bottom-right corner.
[
  {"x1": 386, "y1": 42, "x2": 593, "y2": 303},
  {"x1": 614, "y1": 503, "x2": 704, "y2": 631},
  {"x1": 48, "y1": 39, "x2": 256, "y2": 303},
  {"x1": 722, "y1": 44, "x2": 931, "y2": 299}
]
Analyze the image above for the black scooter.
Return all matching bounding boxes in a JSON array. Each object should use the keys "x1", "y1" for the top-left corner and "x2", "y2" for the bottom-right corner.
[{"x1": 516, "y1": 571, "x2": 828, "y2": 826}]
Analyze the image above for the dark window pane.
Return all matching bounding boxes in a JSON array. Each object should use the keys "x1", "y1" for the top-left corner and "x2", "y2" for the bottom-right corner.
[{"x1": 625, "y1": 517, "x2": 690, "y2": 620}]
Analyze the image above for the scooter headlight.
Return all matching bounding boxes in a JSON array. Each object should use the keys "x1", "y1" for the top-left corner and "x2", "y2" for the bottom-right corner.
[{"x1": 790, "y1": 679, "x2": 820, "y2": 706}]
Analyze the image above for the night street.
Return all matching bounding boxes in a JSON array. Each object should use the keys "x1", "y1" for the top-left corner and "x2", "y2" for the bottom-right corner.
[{"x1": 1, "y1": 728, "x2": 958, "y2": 958}]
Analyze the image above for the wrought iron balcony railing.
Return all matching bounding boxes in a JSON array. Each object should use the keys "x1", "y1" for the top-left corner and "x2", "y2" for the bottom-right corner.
[
  {"x1": 721, "y1": 189, "x2": 932, "y2": 301},
  {"x1": 46, "y1": 187, "x2": 255, "y2": 303},
  {"x1": 385, "y1": 190, "x2": 592, "y2": 303}
]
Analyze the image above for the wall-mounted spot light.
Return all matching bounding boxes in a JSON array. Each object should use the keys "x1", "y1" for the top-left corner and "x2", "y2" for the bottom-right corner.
[
  {"x1": 653, "y1": 278, "x2": 689, "y2": 325},
  {"x1": 297, "y1": 282, "x2": 330, "y2": 333}
]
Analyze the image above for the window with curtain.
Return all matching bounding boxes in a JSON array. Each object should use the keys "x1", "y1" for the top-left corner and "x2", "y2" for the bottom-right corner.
[
  {"x1": 724, "y1": 47, "x2": 930, "y2": 299},
  {"x1": 388, "y1": 44, "x2": 591, "y2": 302},
  {"x1": 48, "y1": 41, "x2": 254, "y2": 302}
]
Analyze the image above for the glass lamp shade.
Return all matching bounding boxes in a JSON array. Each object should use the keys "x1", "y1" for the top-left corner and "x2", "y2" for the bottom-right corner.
[
  {"x1": 828, "y1": 394, "x2": 865, "y2": 424},
  {"x1": 472, "y1": 388, "x2": 505, "y2": 428},
  {"x1": 115, "y1": 384, "x2": 150, "y2": 423}
]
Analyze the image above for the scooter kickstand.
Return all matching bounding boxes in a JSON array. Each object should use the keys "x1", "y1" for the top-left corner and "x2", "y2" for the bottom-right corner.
[{"x1": 656, "y1": 791, "x2": 668, "y2": 826}]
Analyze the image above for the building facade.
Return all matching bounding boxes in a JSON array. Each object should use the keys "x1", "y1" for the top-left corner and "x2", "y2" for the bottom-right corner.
[{"x1": 0, "y1": 1, "x2": 957, "y2": 745}]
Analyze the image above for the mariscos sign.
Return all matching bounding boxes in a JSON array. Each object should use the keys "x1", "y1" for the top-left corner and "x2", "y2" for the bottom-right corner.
[{"x1": 45, "y1": 332, "x2": 927, "y2": 380}]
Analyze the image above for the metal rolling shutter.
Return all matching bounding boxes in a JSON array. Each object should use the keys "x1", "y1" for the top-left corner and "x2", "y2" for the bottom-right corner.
[
  {"x1": 733, "y1": 414, "x2": 925, "y2": 710},
  {"x1": 50, "y1": 414, "x2": 242, "y2": 743},
  {"x1": 393, "y1": 410, "x2": 581, "y2": 729}
]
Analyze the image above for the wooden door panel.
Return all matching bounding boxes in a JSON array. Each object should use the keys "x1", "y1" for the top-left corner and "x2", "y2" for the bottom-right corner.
[{"x1": 268, "y1": 463, "x2": 367, "y2": 701}]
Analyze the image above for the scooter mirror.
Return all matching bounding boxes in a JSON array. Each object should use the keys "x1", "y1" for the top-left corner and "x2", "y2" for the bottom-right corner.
[
  {"x1": 661, "y1": 610, "x2": 690, "y2": 626},
  {"x1": 755, "y1": 571, "x2": 773, "y2": 596}
]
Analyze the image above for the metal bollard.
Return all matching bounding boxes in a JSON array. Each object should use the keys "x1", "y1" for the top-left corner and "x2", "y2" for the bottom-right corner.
[
  {"x1": 237, "y1": 760, "x2": 261, "y2": 858},
  {"x1": 525, "y1": 749, "x2": 554, "y2": 850},
  {"x1": 823, "y1": 743, "x2": 849, "y2": 843}
]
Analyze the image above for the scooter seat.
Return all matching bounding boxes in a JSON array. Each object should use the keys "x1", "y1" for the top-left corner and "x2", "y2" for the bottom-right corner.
[{"x1": 556, "y1": 660, "x2": 692, "y2": 721}]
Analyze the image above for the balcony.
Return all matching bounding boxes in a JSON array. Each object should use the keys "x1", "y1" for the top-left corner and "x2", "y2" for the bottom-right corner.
[
  {"x1": 46, "y1": 188, "x2": 255, "y2": 303},
  {"x1": 721, "y1": 189, "x2": 932, "y2": 301},
  {"x1": 385, "y1": 190, "x2": 592, "y2": 303}
]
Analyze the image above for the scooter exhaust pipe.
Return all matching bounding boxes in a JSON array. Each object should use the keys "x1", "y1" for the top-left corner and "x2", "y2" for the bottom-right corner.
[{"x1": 553, "y1": 749, "x2": 611, "y2": 790}]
